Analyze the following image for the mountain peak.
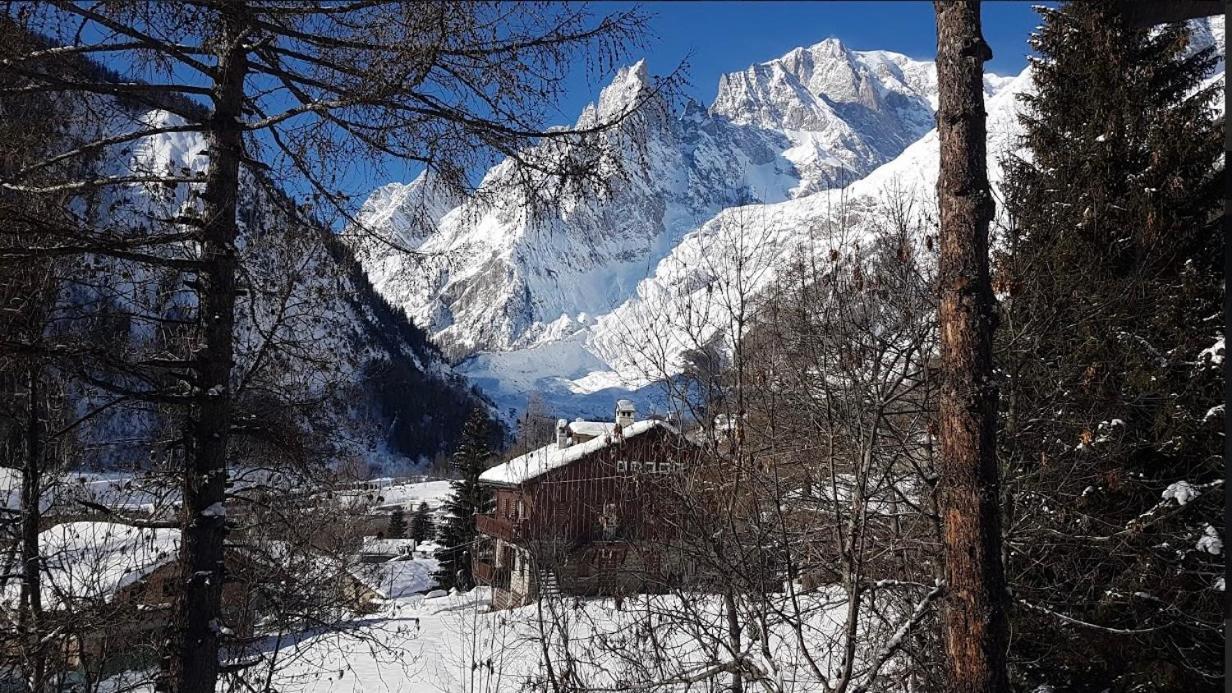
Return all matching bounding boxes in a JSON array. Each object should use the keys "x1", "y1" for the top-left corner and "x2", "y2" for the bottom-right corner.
[
  {"x1": 353, "y1": 169, "x2": 464, "y2": 251},
  {"x1": 594, "y1": 59, "x2": 650, "y2": 117},
  {"x1": 808, "y1": 36, "x2": 849, "y2": 57}
]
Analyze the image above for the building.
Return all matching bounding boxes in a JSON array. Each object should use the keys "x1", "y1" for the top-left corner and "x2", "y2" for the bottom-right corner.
[
  {"x1": 473, "y1": 400, "x2": 697, "y2": 609},
  {"x1": 0, "y1": 521, "x2": 383, "y2": 682},
  {"x1": 358, "y1": 536, "x2": 419, "y2": 563}
]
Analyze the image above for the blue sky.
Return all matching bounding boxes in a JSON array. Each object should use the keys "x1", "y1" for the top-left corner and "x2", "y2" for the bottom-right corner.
[
  {"x1": 69, "y1": 2, "x2": 1050, "y2": 216},
  {"x1": 541, "y1": 1, "x2": 1045, "y2": 125},
  {"x1": 353, "y1": 2, "x2": 1047, "y2": 202}
]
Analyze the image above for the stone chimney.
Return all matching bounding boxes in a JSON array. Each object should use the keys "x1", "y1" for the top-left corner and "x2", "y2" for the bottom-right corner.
[
  {"x1": 615, "y1": 400, "x2": 636, "y2": 429},
  {"x1": 556, "y1": 418, "x2": 570, "y2": 449}
]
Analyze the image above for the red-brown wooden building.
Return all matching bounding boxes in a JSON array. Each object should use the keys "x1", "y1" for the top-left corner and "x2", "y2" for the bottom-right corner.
[{"x1": 474, "y1": 400, "x2": 697, "y2": 608}]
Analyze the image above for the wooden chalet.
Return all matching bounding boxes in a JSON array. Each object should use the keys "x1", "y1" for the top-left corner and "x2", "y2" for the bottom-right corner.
[
  {"x1": 0, "y1": 522, "x2": 383, "y2": 683},
  {"x1": 474, "y1": 400, "x2": 697, "y2": 609}
]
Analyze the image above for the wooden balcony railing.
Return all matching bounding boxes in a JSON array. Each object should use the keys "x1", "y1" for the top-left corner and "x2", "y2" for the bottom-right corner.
[
  {"x1": 475, "y1": 514, "x2": 520, "y2": 541},
  {"x1": 473, "y1": 559, "x2": 509, "y2": 587}
]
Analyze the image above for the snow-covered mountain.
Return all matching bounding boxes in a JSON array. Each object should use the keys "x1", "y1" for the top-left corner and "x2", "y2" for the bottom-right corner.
[
  {"x1": 27, "y1": 69, "x2": 488, "y2": 470},
  {"x1": 353, "y1": 41, "x2": 1008, "y2": 361},
  {"x1": 355, "y1": 19, "x2": 1224, "y2": 419}
]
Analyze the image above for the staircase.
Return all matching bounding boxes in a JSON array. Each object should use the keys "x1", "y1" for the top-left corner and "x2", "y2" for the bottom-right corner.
[{"x1": 536, "y1": 569, "x2": 560, "y2": 598}]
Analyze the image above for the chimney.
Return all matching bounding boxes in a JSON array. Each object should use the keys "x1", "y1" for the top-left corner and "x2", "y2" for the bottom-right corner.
[
  {"x1": 556, "y1": 418, "x2": 570, "y2": 449},
  {"x1": 615, "y1": 399, "x2": 636, "y2": 429}
]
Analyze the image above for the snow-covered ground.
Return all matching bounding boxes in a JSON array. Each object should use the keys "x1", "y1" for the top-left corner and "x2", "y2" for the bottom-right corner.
[
  {"x1": 103, "y1": 586, "x2": 895, "y2": 693},
  {"x1": 360, "y1": 557, "x2": 441, "y2": 600},
  {"x1": 335, "y1": 478, "x2": 456, "y2": 514}
]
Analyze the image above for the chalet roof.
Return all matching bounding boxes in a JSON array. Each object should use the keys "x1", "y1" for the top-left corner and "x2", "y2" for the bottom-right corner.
[
  {"x1": 1, "y1": 521, "x2": 180, "y2": 610},
  {"x1": 568, "y1": 420, "x2": 616, "y2": 438},
  {"x1": 480, "y1": 419, "x2": 676, "y2": 487},
  {"x1": 360, "y1": 537, "x2": 418, "y2": 555}
]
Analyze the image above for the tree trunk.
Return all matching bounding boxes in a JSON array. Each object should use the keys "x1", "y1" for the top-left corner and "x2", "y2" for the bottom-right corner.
[
  {"x1": 168, "y1": 6, "x2": 249, "y2": 692},
  {"x1": 19, "y1": 365, "x2": 46, "y2": 692},
  {"x1": 725, "y1": 590, "x2": 743, "y2": 693},
  {"x1": 932, "y1": 3, "x2": 1010, "y2": 693}
]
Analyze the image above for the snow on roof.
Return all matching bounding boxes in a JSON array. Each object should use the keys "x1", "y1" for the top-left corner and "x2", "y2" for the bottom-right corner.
[
  {"x1": 0, "y1": 466, "x2": 20, "y2": 512},
  {"x1": 1, "y1": 521, "x2": 180, "y2": 610},
  {"x1": 360, "y1": 537, "x2": 418, "y2": 555},
  {"x1": 480, "y1": 419, "x2": 673, "y2": 487},
  {"x1": 568, "y1": 420, "x2": 616, "y2": 438}
]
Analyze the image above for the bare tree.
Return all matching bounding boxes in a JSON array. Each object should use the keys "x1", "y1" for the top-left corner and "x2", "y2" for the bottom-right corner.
[
  {"x1": 932, "y1": 2, "x2": 1009, "y2": 692},
  {"x1": 2, "y1": 3, "x2": 672, "y2": 691},
  {"x1": 523, "y1": 185, "x2": 949, "y2": 693}
]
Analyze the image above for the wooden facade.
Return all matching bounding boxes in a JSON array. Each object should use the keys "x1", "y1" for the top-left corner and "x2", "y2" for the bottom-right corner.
[
  {"x1": 1, "y1": 547, "x2": 383, "y2": 682},
  {"x1": 474, "y1": 417, "x2": 698, "y2": 608}
]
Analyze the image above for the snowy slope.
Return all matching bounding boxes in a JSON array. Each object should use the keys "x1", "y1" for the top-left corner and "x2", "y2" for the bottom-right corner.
[
  {"x1": 39, "y1": 76, "x2": 485, "y2": 469},
  {"x1": 100, "y1": 587, "x2": 911, "y2": 693}
]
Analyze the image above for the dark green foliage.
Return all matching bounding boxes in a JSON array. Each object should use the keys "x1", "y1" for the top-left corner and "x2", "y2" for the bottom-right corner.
[
  {"x1": 387, "y1": 507, "x2": 407, "y2": 539},
  {"x1": 410, "y1": 501, "x2": 434, "y2": 544},
  {"x1": 328, "y1": 235, "x2": 502, "y2": 460},
  {"x1": 434, "y1": 409, "x2": 495, "y2": 591},
  {"x1": 998, "y1": 4, "x2": 1223, "y2": 690},
  {"x1": 360, "y1": 358, "x2": 493, "y2": 461}
]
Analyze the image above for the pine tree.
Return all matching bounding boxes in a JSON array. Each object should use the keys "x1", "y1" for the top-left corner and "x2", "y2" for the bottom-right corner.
[
  {"x1": 434, "y1": 409, "x2": 495, "y2": 591},
  {"x1": 387, "y1": 507, "x2": 407, "y2": 539},
  {"x1": 998, "y1": 4, "x2": 1223, "y2": 690},
  {"x1": 410, "y1": 502, "x2": 434, "y2": 544}
]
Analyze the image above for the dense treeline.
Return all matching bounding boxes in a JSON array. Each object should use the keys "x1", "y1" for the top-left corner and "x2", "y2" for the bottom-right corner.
[
  {"x1": 325, "y1": 234, "x2": 500, "y2": 461},
  {"x1": 998, "y1": 2, "x2": 1224, "y2": 689}
]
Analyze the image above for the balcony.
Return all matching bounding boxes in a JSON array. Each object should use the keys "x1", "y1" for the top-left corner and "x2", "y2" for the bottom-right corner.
[
  {"x1": 475, "y1": 514, "x2": 521, "y2": 541},
  {"x1": 473, "y1": 559, "x2": 509, "y2": 588}
]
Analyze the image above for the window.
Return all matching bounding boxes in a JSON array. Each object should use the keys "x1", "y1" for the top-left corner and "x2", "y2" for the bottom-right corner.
[
  {"x1": 643, "y1": 462, "x2": 656, "y2": 473},
  {"x1": 616, "y1": 460, "x2": 628, "y2": 472},
  {"x1": 658, "y1": 461, "x2": 670, "y2": 474},
  {"x1": 630, "y1": 461, "x2": 641, "y2": 472}
]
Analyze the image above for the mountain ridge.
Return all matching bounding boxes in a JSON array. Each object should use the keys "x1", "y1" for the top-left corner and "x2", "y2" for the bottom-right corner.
[
  {"x1": 353, "y1": 38, "x2": 990, "y2": 364},
  {"x1": 354, "y1": 20, "x2": 1223, "y2": 420}
]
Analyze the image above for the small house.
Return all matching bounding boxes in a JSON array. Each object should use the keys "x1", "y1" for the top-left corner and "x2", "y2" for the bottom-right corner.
[{"x1": 0, "y1": 521, "x2": 382, "y2": 681}]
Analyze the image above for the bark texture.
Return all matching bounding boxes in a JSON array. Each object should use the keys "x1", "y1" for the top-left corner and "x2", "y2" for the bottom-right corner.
[
  {"x1": 932, "y1": 2, "x2": 1010, "y2": 692},
  {"x1": 19, "y1": 365, "x2": 46, "y2": 691},
  {"x1": 168, "y1": 7, "x2": 249, "y2": 693}
]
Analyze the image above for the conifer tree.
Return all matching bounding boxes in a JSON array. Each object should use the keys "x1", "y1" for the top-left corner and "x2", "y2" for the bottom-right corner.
[
  {"x1": 410, "y1": 502, "x2": 434, "y2": 544},
  {"x1": 998, "y1": 4, "x2": 1223, "y2": 689},
  {"x1": 434, "y1": 409, "x2": 495, "y2": 591},
  {"x1": 387, "y1": 507, "x2": 407, "y2": 539}
]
